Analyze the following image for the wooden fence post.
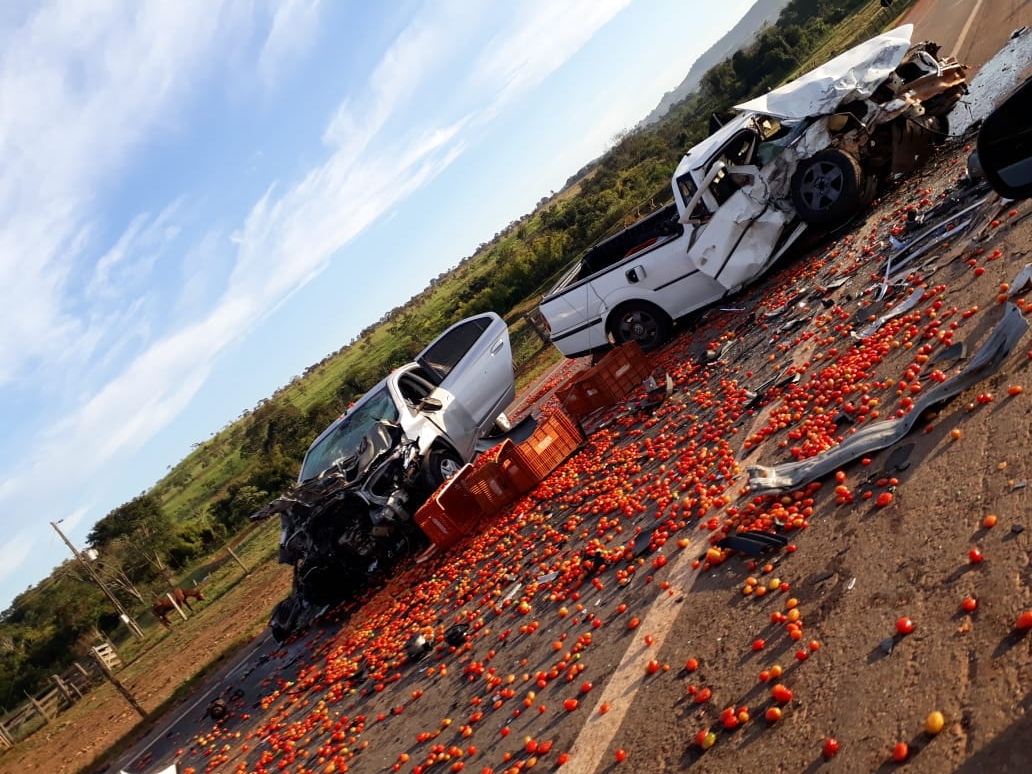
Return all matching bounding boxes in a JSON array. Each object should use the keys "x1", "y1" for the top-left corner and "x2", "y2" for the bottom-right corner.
[
  {"x1": 23, "y1": 691, "x2": 51, "y2": 724},
  {"x1": 165, "y1": 591, "x2": 188, "y2": 622}
]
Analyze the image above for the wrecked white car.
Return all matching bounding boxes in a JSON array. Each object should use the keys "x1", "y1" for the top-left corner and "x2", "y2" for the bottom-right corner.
[
  {"x1": 539, "y1": 24, "x2": 967, "y2": 357},
  {"x1": 255, "y1": 312, "x2": 516, "y2": 639}
]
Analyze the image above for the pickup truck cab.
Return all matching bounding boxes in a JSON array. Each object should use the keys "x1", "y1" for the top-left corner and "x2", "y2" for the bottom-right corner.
[{"x1": 540, "y1": 25, "x2": 966, "y2": 358}]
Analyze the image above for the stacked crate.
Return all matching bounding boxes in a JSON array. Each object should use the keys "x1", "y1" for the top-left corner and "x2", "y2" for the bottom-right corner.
[
  {"x1": 413, "y1": 407, "x2": 586, "y2": 549},
  {"x1": 555, "y1": 341, "x2": 651, "y2": 421}
]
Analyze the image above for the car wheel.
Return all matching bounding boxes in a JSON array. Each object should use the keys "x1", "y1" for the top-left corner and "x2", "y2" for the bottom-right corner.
[
  {"x1": 425, "y1": 447, "x2": 463, "y2": 489},
  {"x1": 790, "y1": 149, "x2": 865, "y2": 227},
  {"x1": 610, "y1": 302, "x2": 671, "y2": 351}
]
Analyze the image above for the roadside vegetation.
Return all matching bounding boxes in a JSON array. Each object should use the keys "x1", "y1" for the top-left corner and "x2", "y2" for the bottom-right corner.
[{"x1": 0, "y1": 0, "x2": 913, "y2": 727}]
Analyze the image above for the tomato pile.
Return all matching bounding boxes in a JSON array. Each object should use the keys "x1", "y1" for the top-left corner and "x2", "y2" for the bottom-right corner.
[{"x1": 158, "y1": 145, "x2": 1032, "y2": 774}]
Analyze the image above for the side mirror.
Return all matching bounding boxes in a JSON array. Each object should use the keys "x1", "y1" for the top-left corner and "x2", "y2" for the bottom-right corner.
[
  {"x1": 976, "y1": 76, "x2": 1032, "y2": 199},
  {"x1": 418, "y1": 396, "x2": 443, "y2": 413}
]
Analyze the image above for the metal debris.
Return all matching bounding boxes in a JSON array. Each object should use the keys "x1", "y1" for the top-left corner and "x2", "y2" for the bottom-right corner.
[
  {"x1": 853, "y1": 288, "x2": 924, "y2": 339},
  {"x1": 444, "y1": 624, "x2": 470, "y2": 647},
  {"x1": 748, "y1": 305, "x2": 1030, "y2": 494}
]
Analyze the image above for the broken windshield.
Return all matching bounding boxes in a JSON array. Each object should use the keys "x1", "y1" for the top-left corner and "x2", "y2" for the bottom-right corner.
[{"x1": 298, "y1": 387, "x2": 401, "y2": 482}]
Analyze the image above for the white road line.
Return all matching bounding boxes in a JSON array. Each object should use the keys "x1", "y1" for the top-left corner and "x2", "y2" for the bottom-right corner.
[
  {"x1": 113, "y1": 634, "x2": 275, "y2": 772},
  {"x1": 563, "y1": 534, "x2": 706, "y2": 773},
  {"x1": 954, "y1": 0, "x2": 986, "y2": 57}
]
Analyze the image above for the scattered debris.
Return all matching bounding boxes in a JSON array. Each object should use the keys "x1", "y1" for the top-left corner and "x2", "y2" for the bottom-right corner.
[
  {"x1": 207, "y1": 699, "x2": 229, "y2": 721},
  {"x1": 748, "y1": 305, "x2": 1030, "y2": 494},
  {"x1": 444, "y1": 624, "x2": 470, "y2": 647},
  {"x1": 405, "y1": 632, "x2": 433, "y2": 662},
  {"x1": 717, "y1": 530, "x2": 789, "y2": 557}
]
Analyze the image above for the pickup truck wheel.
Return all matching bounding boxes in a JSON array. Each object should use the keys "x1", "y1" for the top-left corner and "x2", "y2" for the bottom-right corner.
[
  {"x1": 610, "y1": 303, "x2": 671, "y2": 351},
  {"x1": 425, "y1": 447, "x2": 463, "y2": 489},
  {"x1": 790, "y1": 149, "x2": 864, "y2": 227}
]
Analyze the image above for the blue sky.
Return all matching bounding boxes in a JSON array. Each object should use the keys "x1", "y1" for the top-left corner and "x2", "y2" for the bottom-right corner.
[{"x1": 0, "y1": 0, "x2": 756, "y2": 612}]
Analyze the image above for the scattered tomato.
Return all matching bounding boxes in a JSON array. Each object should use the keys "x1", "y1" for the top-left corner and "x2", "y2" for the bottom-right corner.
[
  {"x1": 891, "y1": 742, "x2": 909, "y2": 762},
  {"x1": 961, "y1": 597, "x2": 978, "y2": 612},
  {"x1": 969, "y1": 547, "x2": 984, "y2": 564},
  {"x1": 896, "y1": 617, "x2": 915, "y2": 635},
  {"x1": 925, "y1": 710, "x2": 945, "y2": 735},
  {"x1": 1016, "y1": 610, "x2": 1032, "y2": 630},
  {"x1": 822, "y1": 738, "x2": 840, "y2": 759}
]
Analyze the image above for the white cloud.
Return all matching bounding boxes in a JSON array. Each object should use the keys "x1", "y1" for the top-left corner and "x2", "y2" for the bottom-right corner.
[
  {"x1": 0, "y1": 532, "x2": 35, "y2": 585},
  {"x1": 470, "y1": 0, "x2": 631, "y2": 117},
  {"x1": 257, "y1": 0, "x2": 325, "y2": 88},
  {"x1": 0, "y1": 1, "x2": 233, "y2": 387}
]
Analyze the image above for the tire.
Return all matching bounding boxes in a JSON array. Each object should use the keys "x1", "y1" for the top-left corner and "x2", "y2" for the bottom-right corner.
[
  {"x1": 790, "y1": 149, "x2": 865, "y2": 227},
  {"x1": 425, "y1": 447, "x2": 463, "y2": 489},
  {"x1": 609, "y1": 302, "x2": 672, "y2": 351}
]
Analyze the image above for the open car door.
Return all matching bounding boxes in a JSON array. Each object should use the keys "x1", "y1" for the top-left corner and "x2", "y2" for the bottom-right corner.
[
  {"x1": 415, "y1": 312, "x2": 516, "y2": 435},
  {"x1": 684, "y1": 124, "x2": 799, "y2": 290}
]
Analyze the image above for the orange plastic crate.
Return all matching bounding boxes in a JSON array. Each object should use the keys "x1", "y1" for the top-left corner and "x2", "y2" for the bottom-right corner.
[
  {"x1": 593, "y1": 340, "x2": 651, "y2": 402},
  {"x1": 555, "y1": 370, "x2": 608, "y2": 419},
  {"x1": 414, "y1": 498, "x2": 466, "y2": 549},
  {"x1": 414, "y1": 467, "x2": 483, "y2": 546},
  {"x1": 495, "y1": 438, "x2": 538, "y2": 493},
  {"x1": 464, "y1": 459, "x2": 519, "y2": 514},
  {"x1": 499, "y1": 409, "x2": 583, "y2": 484}
]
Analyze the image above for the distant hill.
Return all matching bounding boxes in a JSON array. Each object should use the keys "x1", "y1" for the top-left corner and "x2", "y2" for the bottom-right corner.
[{"x1": 638, "y1": 0, "x2": 793, "y2": 127}]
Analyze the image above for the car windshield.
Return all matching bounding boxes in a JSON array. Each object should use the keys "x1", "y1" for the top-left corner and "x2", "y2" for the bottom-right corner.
[{"x1": 298, "y1": 387, "x2": 400, "y2": 481}]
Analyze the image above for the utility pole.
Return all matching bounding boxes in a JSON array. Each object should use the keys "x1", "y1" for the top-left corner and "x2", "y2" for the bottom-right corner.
[{"x1": 50, "y1": 521, "x2": 145, "y2": 639}]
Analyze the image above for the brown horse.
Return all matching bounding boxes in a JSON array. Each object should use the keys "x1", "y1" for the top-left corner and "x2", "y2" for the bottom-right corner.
[{"x1": 152, "y1": 587, "x2": 205, "y2": 627}]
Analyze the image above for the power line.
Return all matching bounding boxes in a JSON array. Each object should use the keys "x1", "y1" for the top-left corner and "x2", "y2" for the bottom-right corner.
[{"x1": 49, "y1": 521, "x2": 145, "y2": 639}]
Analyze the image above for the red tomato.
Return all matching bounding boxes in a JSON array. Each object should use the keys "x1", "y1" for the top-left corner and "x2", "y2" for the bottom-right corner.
[
  {"x1": 895, "y1": 616, "x2": 915, "y2": 635},
  {"x1": 771, "y1": 684, "x2": 793, "y2": 704},
  {"x1": 751, "y1": 638, "x2": 766, "y2": 651},
  {"x1": 961, "y1": 597, "x2": 978, "y2": 612},
  {"x1": 563, "y1": 698, "x2": 579, "y2": 712},
  {"x1": 685, "y1": 657, "x2": 699, "y2": 672},
  {"x1": 822, "y1": 738, "x2": 840, "y2": 759},
  {"x1": 1016, "y1": 610, "x2": 1032, "y2": 630},
  {"x1": 969, "y1": 547, "x2": 984, "y2": 564},
  {"x1": 891, "y1": 742, "x2": 909, "y2": 762}
]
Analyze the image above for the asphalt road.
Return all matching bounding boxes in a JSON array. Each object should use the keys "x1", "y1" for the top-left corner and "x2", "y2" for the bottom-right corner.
[{"x1": 904, "y1": 0, "x2": 1032, "y2": 71}]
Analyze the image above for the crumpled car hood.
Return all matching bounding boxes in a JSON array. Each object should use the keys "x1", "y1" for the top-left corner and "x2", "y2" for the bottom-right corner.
[{"x1": 735, "y1": 24, "x2": 915, "y2": 119}]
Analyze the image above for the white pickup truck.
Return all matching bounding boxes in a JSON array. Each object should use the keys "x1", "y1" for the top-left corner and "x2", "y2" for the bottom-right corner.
[{"x1": 539, "y1": 25, "x2": 966, "y2": 358}]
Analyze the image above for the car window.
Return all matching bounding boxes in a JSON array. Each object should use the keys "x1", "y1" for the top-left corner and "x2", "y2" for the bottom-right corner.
[
  {"x1": 299, "y1": 387, "x2": 400, "y2": 481},
  {"x1": 677, "y1": 172, "x2": 710, "y2": 219},
  {"x1": 417, "y1": 317, "x2": 491, "y2": 384},
  {"x1": 709, "y1": 131, "x2": 759, "y2": 206},
  {"x1": 397, "y1": 371, "x2": 436, "y2": 413}
]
